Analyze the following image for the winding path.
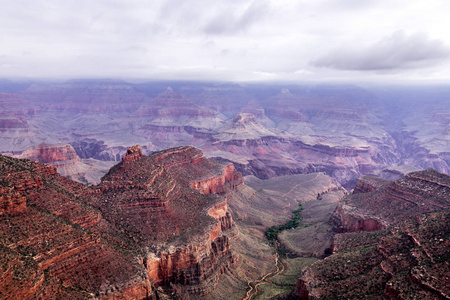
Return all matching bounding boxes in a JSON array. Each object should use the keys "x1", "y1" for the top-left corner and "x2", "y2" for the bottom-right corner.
[{"x1": 241, "y1": 252, "x2": 285, "y2": 300}]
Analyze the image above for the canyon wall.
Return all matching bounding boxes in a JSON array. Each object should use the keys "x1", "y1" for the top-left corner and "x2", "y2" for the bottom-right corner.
[
  {"x1": 0, "y1": 145, "x2": 243, "y2": 299},
  {"x1": 2, "y1": 80, "x2": 448, "y2": 189},
  {"x1": 294, "y1": 169, "x2": 450, "y2": 299},
  {"x1": 294, "y1": 209, "x2": 450, "y2": 299},
  {"x1": 331, "y1": 169, "x2": 450, "y2": 233}
]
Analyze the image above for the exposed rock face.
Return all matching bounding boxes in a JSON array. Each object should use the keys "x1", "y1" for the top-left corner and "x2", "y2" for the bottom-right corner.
[
  {"x1": 0, "y1": 155, "x2": 148, "y2": 299},
  {"x1": 295, "y1": 169, "x2": 450, "y2": 299},
  {"x1": 352, "y1": 175, "x2": 391, "y2": 194},
  {"x1": 1, "y1": 80, "x2": 448, "y2": 189},
  {"x1": 331, "y1": 169, "x2": 450, "y2": 233},
  {"x1": 15, "y1": 143, "x2": 113, "y2": 185},
  {"x1": 294, "y1": 209, "x2": 450, "y2": 299},
  {"x1": 17, "y1": 142, "x2": 80, "y2": 165},
  {"x1": 0, "y1": 145, "x2": 242, "y2": 299},
  {"x1": 94, "y1": 145, "x2": 242, "y2": 297},
  {"x1": 192, "y1": 163, "x2": 243, "y2": 195},
  {"x1": 121, "y1": 144, "x2": 143, "y2": 162},
  {"x1": 0, "y1": 186, "x2": 27, "y2": 214}
]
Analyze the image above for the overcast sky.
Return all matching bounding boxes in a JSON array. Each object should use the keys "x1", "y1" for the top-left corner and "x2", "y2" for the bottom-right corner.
[{"x1": 1, "y1": 0, "x2": 450, "y2": 83}]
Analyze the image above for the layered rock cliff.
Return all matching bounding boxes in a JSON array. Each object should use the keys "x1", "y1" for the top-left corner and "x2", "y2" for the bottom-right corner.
[
  {"x1": 0, "y1": 145, "x2": 243, "y2": 299},
  {"x1": 17, "y1": 142, "x2": 80, "y2": 165},
  {"x1": 0, "y1": 154, "x2": 149, "y2": 299},
  {"x1": 15, "y1": 143, "x2": 113, "y2": 185},
  {"x1": 294, "y1": 209, "x2": 450, "y2": 299},
  {"x1": 331, "y1": 169, "x2": 450, "y2": 233},
  {"x1": 294, "y1": 169, "x2": 450, "y2": 299}
]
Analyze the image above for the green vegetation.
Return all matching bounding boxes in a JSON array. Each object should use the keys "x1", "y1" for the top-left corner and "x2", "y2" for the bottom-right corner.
[{"x1": 265, "y1": 203, "x2": 303, "y2": 242}]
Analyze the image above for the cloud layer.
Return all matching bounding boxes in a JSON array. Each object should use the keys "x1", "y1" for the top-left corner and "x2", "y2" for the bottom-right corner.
[
  {"x1": 1, "y1": 0, "x2": 450, "y2": 82},
  {"x1": 312, "y1": 31, "x2": 450, "y2": 71}
]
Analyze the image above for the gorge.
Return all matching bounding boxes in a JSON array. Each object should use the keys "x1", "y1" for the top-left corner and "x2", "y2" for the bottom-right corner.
[{"x1": 0, "y1": 80, "x2": 449, "y2": 299}]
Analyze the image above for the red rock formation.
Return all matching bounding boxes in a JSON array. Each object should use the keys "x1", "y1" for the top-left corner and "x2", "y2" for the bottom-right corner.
[
  {"x1": 0, "y1": 145, "x2": 242, "y2": 298},
  {"x1": 192, "y1": 164, "x2": 243, "y2": 195},
  {"x1": 294, "y1": 209, "x2": 450, "y2": 299},
  {"x1": 17, "y1": 142, "x2": 80, "y2": 165},
  {"x1": 104, "y1": 146, "x2": 242, "y2": 296},
  {"x1": 331, "y1": 169, "x2": 450, "y2": 233},
  {"x1": 352, "y1": 175, "x2": 390, "y2": 194},
  {"x1": 96, "y1": 146, "x2": 240, "y2": 296},
  {"x1": 15, "y1": 143, "x2": 110, "y2": 184},
  {"x1": 0, "y1": 186, "x2": 26, "y2": 214},
  {"x1": 121, "y1": 144, "x2": 143, "y2": 162},
  {"x1": 294, "y1": 169, "x2": 450, "y2": 299},
  {"x1": 0, "y1": 155, "x2": 146, "y2": 299}
]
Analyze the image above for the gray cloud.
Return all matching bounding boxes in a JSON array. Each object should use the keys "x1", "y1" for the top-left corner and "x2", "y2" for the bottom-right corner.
[
  {"x1": 1, "y1": 1, "x2": 450, "y2": 82},
  {"x1": 312, "y1": 31, "x2": 450, "y2": 71},
  {"x1": 204, "y1": 0, "x2": 269, "y2": 35}
]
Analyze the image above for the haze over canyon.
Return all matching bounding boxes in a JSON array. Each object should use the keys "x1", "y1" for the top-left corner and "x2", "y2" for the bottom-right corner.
[
  {"x1": 0, "y1": 79, "x2": 448, "y2": 188},
  {"x1": 0, "y1": 79, "x2": 449, "y2": 299}
]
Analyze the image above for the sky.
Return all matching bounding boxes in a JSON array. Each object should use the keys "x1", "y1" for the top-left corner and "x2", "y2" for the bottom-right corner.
[{"x1": 1, "y1": 0, "x2": 450, "y2": 83}]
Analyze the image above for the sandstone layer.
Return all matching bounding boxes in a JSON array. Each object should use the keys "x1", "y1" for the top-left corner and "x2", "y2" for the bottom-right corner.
[
  {"x1": 331, "y1": 169, "x2": 450, "y2": 233},
  {"x1": 294, "y1": 169, "x2": 450, "y2": 299},
  {"x1": 0, "y1": 145, "x2": 242, "y2": 299},
  {"x1": 15, "y1": 143, "x2": 113, "y2": 184},
  {"x1": 294, "y1": 209, "x2": 450, "y2": 299},
  {"x1": 2, "y1": 80, "x2": 448, "y2": 189}
]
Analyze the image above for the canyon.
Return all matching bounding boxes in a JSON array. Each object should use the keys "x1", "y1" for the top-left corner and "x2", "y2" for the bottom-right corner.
[
  {"x1": 0, "y1": 80, "x2": 448, "y2": 189},
  {"x1": 0, "y1": 144, "x2": 355, "y2": 299},
  {"x1": 0, "y1": 145, "x2": 245, "y2": 299},
  {"x1": 0, "y1": 79, "x2": 449, "y2": 299}
]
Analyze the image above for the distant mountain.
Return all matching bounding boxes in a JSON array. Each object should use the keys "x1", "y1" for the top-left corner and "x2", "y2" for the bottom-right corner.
[{"x1": 0, "y1": 79, "x2": 448, "y2": 188}]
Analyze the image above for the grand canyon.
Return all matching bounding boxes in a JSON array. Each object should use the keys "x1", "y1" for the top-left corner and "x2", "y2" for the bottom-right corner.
[{"x1": 0, "y1": 80, "x2": 449, "y2": 299}]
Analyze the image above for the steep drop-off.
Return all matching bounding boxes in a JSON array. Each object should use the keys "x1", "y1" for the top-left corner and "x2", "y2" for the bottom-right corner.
[
  {"x1": 294, "y1": 169, "x2": 450, "y2": 299},
  {"x1": 331, "y1": 169, "x2": 450, "y2": 232},
  {"x1": 15, "y1": 143, "x2": 115, "y2": 184},
  {"x1": 294, "y1": 209, "x2": 450, "y2": 299},
  {"x1": 0, "y1": 145, "x2": 243, "y2": 299}
]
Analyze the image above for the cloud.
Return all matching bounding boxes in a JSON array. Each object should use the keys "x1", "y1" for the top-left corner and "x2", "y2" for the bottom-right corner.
[
  {"x1": 1, "y1": 1, "x2": 450, "y2": 82},
  {"x1": 204, "y1": 0, "x2": 270, "y2": 35},
  {"x1": 312, "y1": 31, "x2": 450, "y2": 71}
]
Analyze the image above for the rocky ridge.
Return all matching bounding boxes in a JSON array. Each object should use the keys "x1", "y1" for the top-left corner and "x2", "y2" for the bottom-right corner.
[
  {"x1": 0, "y1": 145, "x2": 243, "y2": 299},
  {"x1": 3, "y1": 80, "x2": 448, "y2": 188},
  {"x1": 331, "y1": 169, "x2": 450, "y2": 232},
  {"x1": 293, "y1": 169, "x2": 450, "y2": 299},
  {"x1": 15, "y1": 143, "x2": 114, "y2": 184},
  {"x1": 294, "y1": 209, "x2": 450, "y2": 299}
]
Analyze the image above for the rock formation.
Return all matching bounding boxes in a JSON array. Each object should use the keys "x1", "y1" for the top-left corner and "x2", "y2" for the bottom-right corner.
[
  {"x1": 17, "y1": 142, "x2": 80, "y2": 166},
  {"x1": 331, "y1": 169, "x2": 450, "y2": 232},
  {"x1": 0, "y1": 145, "x2": 242, "y2": 299},
  {"x1": 1, "y1": 80, "x2": 448, "y2": 189},
  {"x1": 15, "y1": 143, "x2": 114, "y2": 185},
  {"x1": 293, "y1": 209, "x2": 450, "y2": 299},
  {"x1": 294, "y1": 169, "x2": 450, "y2": 299}
]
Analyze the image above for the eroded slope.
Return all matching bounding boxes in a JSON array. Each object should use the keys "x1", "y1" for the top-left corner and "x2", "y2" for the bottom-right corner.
[{"x1": 0, "y1": 145, "x2": 243, "y2": 299}]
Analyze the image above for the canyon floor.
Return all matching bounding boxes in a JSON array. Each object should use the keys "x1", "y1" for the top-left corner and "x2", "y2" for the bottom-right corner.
[{"x1": 203, "y1": 173, "x2": 346, "y2": 299}]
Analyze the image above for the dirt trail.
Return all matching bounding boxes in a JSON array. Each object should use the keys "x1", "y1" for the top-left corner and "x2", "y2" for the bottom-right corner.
[
  {"x1": 280, "y1": 173, "x2": 320, "y2": 199},
  {"x1": 241, "y1": 252, "x2": 285, "y2": 300}
]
